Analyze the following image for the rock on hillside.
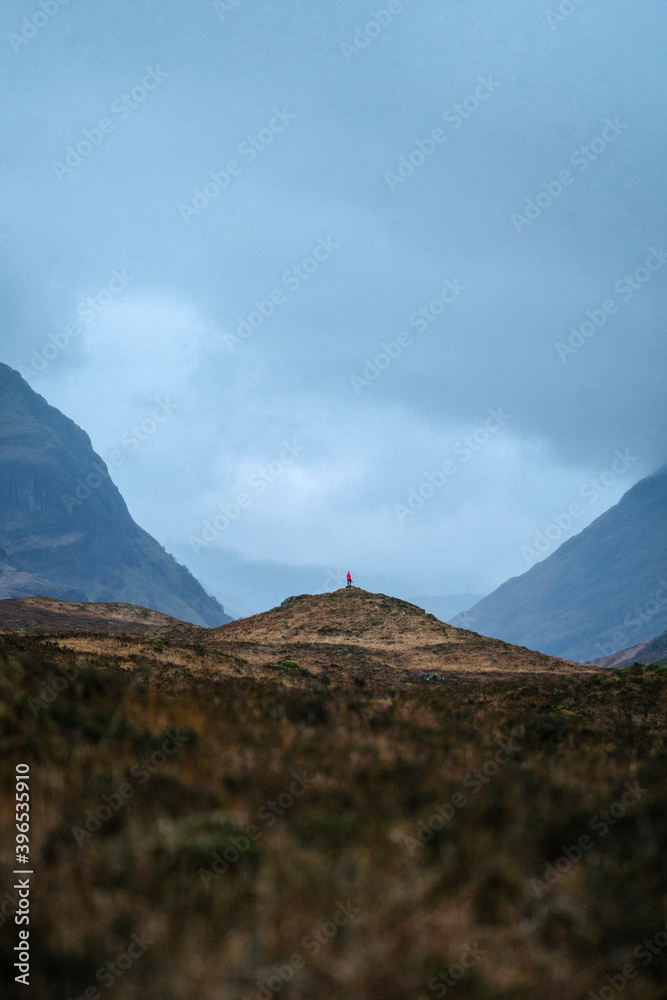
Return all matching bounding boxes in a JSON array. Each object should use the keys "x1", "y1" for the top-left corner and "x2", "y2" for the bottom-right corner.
[
  {"x1": 454, "y1": 466, "x2": 667, "y2": 662},
  {"x1": 0, "y1": 364, "x2": 230, "y2": 627}
]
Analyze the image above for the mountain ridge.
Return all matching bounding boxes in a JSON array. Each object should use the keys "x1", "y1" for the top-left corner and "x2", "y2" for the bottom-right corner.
[
  {"x1": 0, "y1": 363, "x2": 230, "y2": 626},
  {"x1": 454, "y1": 466, "x2": 667, "y2": 661},
  {"x1": 589, "y1": 627, "x2": 667, "y2": 670}
]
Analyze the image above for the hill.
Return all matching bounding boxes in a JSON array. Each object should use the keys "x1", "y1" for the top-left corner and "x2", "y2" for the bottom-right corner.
[
  {"x1": 0, "y1": 594, "x2": 184, "y2": 634},
  {"x1": 205, "y1": 587, "x2": 582, "y2": 677},
  {"x1": 453, "y1": 466, "x2": 667, "y2": 661},
  {"x1": 0, "y1": 364, "x2": 230, "y2": 626},
  {"x1": 0, "y1": 588, "x2": 584, "y2": 684}
]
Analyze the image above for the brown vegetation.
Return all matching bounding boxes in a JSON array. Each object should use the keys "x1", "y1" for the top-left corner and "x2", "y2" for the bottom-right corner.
[
  {"x1": 0, "y1": 595, "x2": 181, "y2": 634},
  {"x1": 1, "y1": 618, "x2": 666, "y2": 1000}
]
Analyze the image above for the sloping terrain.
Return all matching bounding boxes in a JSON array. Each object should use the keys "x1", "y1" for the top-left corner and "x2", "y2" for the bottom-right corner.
[
  {"x1": 454, "y1": 466, "x2": 667, "y2": 661},
  {"x1": 0, "y1": 588, "x2": 585, "y2": 683},
  {"x1": 215, "y1": 587, "x2": 455, "y2": 648},
  {"x1": 0, "y1": 364, "x2": 230, "y2": 626},
  {"x1": 0, "y1": 595, "x2": 182, "y2": 634},
  {"x1": 590, "y1": 627, "x2": 667, "y2": 669},
  {"x1": 206, "y1": 587, "x2": 583, "y2": 677},
  {"x1": 622, "y1": 627, "x2": 667, "y2": 667}
]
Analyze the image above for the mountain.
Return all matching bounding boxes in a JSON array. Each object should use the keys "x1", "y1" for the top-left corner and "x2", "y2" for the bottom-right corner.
[
  {"x1": 0, "y1": 364, "x2": 230, "y2": 626},
  {"x1": 589, "y1": 627, "x2": 667, "y2": 670},
  {"x1": 453, "y1": 467, "x2": 667, "y2": 662}
]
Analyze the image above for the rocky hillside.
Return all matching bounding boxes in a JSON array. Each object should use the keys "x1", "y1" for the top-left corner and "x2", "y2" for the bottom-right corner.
[
  {"x1": 0, "y1": 364, "x2": 230, "y2": 626},
  {"x1": 454, "y1": 466, "x2": 667, "y2": 661}
]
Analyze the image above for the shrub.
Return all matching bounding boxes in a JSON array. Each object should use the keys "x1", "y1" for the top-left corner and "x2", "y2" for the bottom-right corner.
[{"x1": 143, "y1": 637, "x2": 165, "y2": 651}]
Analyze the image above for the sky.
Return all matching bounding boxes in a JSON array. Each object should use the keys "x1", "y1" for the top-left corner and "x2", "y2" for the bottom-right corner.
[{"x1": 1, "y1": 0, "x2": 666, "y2": 615}]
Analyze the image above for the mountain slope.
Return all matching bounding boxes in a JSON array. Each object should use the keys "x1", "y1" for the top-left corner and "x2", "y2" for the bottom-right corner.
[
  {"x1": 0, "y1": 594, "x2": 184, "y2": 633},
  {"x1": 589, "y1": 628, "x2": 667, "y2": 669},
  {"x1": 0, "y1": 364, "x2": 230, "y2": 626},
  {"x1": 453, "y1": 467, "x2": 667, "y2": 661},
  {"x1": 622, "y1": 627, "x2": 667, "y2": 667},
  {"x1": 207, "y1": 586, "x2": 581, "y2": 675}
]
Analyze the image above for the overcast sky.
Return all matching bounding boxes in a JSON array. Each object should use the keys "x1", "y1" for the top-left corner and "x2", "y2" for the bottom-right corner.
[{"x1": 2, "y1": 0, "x2": 666, "y2": 614}]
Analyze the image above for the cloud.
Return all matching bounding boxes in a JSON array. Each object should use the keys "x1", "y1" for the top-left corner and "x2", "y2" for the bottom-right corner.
[{"x1": 2, "y1": 0, "x2": 665, "y2": 610}]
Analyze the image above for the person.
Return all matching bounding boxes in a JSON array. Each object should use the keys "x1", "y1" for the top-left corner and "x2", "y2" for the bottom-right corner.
[{"x1": 346, "y1": 572, "x2": 352, "y2": 588}]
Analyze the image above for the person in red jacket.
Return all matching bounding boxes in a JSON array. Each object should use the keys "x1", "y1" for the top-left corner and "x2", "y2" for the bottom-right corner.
[{"x1": 346, "y1": 571, "x2": 352, "y2": 587}]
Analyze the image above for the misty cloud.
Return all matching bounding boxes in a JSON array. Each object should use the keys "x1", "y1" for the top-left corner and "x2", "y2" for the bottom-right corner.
[{"x1": 1, "y1": 0, "x2": 665, "y2": 612}]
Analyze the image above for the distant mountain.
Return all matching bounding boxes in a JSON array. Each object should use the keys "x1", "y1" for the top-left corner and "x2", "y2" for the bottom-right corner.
[
  {"x1": 453, "y1": 467, "x2": 667, "y2": 662},
  {"x1": 0, "y1": 364, "x2": 230, "y2": 626},
  {"x1": 589, "y1": 628, "x2": 667, "y2": 670}
]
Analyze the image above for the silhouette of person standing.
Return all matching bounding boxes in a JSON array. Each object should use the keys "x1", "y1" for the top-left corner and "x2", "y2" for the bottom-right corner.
[{"x1": 346, "y1": 572, "x2": 352, "y2": 588}]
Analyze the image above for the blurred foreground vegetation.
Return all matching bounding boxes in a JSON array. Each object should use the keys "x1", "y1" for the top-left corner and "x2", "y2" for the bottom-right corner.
[{"x1": 1, "y1": 635, "x2": 666, "y2": 1000}]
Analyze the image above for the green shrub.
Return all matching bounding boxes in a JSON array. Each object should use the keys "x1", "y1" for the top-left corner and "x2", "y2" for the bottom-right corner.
[{"x1": 143, "y1": 637, "x2": 165, "y2": 651}]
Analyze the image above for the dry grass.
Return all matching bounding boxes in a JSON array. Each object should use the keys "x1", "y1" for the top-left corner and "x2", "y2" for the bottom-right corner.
[
  {"x1": 0, "y1": 595, "x2": 181, "y2": 633},
  {"x1": 1, "y1": 589, "x2": 586, "y2": 681},
  {"x1": 1, "y1": 633, "x2": 666, "y2": 1000},
  {"x1": 203, "y1": 589, "x2": 584, "y2": 677}
]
